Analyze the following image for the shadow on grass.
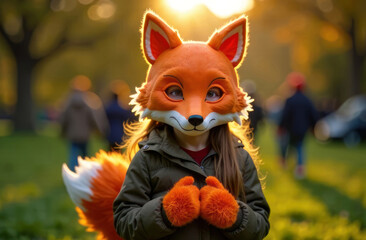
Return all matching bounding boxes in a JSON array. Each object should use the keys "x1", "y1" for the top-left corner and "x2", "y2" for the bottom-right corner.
[{"x1": 298, "y1": 178, "x2": 366, "y2": 228}]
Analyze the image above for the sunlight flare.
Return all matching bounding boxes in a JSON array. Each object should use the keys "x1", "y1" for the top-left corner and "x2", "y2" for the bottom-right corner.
[
  {"x1": 203, "y1": 0, "x2": 254, "y2": 18},
  {"x1": 166, "y1": 0, "x2": 254, "y2": 18},
  {"x1": 166, "y1": 0, "x2": 200, "y2": 12}
]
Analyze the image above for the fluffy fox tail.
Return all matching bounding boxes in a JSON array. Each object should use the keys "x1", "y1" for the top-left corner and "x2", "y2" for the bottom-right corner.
[{"x1": 62, "y1": 150, "x2": 129, "y2": 240}]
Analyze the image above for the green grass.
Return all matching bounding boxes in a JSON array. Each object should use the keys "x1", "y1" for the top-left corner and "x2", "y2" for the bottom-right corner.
[
  {"x1": 0, "y1": 125, "x2": 104, "y2": 239},
  {"x1": 257, "y1": 123, "x2": 366, "y2": 239},
  {"x1": 0, "y1": 121, "x2": 365, "y2": 239}
]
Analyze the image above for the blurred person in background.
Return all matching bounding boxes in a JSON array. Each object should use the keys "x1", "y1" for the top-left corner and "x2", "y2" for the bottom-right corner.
[
  {"x1": 278, "y1": 72, "x2": 319, "y2": 179},
  {"x1": 241, "y1": 80, "x2": 264, "y2": 139},
  {"x1": 60, "y1": 75, "x2": 109, "y2": 172},
  {"x1": 105, "y1": 80, "x2": 136, "y2": 151}
]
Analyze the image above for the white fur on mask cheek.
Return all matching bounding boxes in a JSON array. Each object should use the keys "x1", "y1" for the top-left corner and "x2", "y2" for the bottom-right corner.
[
  {"x1": 142, "y1": 109, "x2": 200, "y2": 135},
  {"x1": 142, "y1": 109, "x2": 241, "y2": 136},
  {"x1": 202, "y1": 112, "x2": 242, "y2": 126},
  {"x1": 141, "y1": 109, "x2": 186, "y2": 126},
  {"x1": 240, "y1": 94, "x2": 254, "y2": 121}
]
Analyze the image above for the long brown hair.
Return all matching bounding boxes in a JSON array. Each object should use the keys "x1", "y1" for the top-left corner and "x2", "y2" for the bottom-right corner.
[
  {"x1": 210, "y1": 120, "x2": 260, "y2": 198},
  {"x1": 121, "y1": 118, "x2": 260, "y2": 198},
  {"x1": 120, "y1": 119, "x2": 159, "y2": 161}
]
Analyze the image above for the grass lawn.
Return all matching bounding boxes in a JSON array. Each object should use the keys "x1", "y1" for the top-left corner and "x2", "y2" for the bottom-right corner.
[
  {"x1": 0, "y1": 121, "x2": 365, "y2": 239},
  {"x1": 257, "y1": 123, "x2": 366, "y2": 239}
]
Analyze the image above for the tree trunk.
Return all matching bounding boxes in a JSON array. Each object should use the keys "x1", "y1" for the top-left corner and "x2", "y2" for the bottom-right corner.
[
  {"x1": 349, "y1": 18, "x2": 364, "y2": 96},
  {"x1": 14, "y1": 55, "x2": 36, "y2": 131},
  {"x1": 12, "y1": 27, "x2": 37, "y2": 132}
]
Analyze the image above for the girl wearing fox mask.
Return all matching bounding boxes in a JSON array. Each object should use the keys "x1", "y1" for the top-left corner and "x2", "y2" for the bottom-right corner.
[{"x1": 113, "y1": 12, "x2": 270, "y2": 240}]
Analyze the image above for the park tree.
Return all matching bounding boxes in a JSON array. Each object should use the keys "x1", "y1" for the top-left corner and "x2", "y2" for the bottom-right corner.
[
  {"x1": 0, "y1": 0, "x2": 124, "y2": 132},
  {"x1": 0, "y1": 0, "x2": 227, "y2": 133},
  {"x1": 253, "y1": 0, "x2": 366, "y2": 99}
]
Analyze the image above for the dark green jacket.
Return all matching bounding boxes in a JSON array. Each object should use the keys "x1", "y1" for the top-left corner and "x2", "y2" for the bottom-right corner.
[{"x1": 113, "y1": 126, "x2": 270, "y2": 240}]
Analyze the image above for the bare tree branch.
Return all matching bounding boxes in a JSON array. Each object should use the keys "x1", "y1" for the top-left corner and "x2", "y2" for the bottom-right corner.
[
  {"x1": 36, "y1": 22, "x2": 117, "y2": 61},
  {"x1": 0, "y1": 24, "x2": 16, "y2": 50}
]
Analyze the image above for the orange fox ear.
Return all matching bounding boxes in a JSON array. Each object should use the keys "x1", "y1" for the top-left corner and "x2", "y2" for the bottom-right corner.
[
  {"x1": 142, "y1": 11, "x2": 182, "y2": 64},
  {"x1": 208, "y1": 16, "x2": 248, "y2": 68}
]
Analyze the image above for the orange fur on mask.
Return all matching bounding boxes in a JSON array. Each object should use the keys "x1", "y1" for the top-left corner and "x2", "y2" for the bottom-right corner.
[
  {"x1": 200, "y1": 176, "x2": 239, "y2": 229},
  {"x1": 131, "y1": 11, "x2": 251, "y2": 121},
  {"x1": 162, "y1": 176, "x2": 200, "y2": 227}
]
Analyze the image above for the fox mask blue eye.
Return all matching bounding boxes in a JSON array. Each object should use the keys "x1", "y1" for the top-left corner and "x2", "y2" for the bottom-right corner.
[
  {"x1": 206, "y1": 87, "x2": 223, "y2": 102},
  {"x1": 165, "y1": 85, "x2": 184, "y2": 100}
]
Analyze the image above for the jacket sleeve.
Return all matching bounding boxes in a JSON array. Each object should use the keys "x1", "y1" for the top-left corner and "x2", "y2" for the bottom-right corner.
[
  {"x1": 223, "y1": 151, "x2": 270, "y2": 240},
  {"x1": 308, "y1": 99, "x2": 319, "y2": 129},
  {"x1": 279, "y1": 98, "x2": 291, "y2": 129},
  {"x1": 113, "y1": 151, "x2": 176, "y2": 240}
]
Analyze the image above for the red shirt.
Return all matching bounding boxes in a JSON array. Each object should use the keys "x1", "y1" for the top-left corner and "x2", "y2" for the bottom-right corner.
[{"x1": 181, "y1": 146, "x2": 210, "y2": 165}]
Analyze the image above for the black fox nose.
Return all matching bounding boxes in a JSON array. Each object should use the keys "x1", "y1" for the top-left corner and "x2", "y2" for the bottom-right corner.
[{"x1": 188, "y1": 115, "x2": 204, "y2": 126}]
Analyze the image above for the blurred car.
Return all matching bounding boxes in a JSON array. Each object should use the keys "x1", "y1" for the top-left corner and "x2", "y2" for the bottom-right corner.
[{"x1": 315, "y1": 95, "x2": 366, "y2": 147}]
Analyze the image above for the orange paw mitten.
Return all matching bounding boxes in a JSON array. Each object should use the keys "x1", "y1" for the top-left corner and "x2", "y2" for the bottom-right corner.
[
  {"x1": 162, "y1": 176, "x2": 200, "y2": 227},
  {"x1": 200, "y1": 176, "x2": 239, "y2": 229}
]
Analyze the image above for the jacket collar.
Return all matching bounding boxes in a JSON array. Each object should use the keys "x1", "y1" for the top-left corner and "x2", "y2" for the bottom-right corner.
[
  {"x1": 138, "y1": 124, "x2": 244, "y2": 178},
  {"x1": 139, "y1": 125, "x2": 201, "y2": 161},
  {"x1": 138, "y1": 124, "x2": 244, "y2": 159}
]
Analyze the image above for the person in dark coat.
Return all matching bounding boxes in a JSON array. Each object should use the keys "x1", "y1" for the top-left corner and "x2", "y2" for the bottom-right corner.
[
  {"x1": 60, "y1": 75, "x2": 109, "y2": 171},
  {"x1": 249, "y1": 98, "x2": 264, "y2": 138},
  {"x1": 242, "y1": 80, "x2": 264, "y2": 139},
  {"x1": 278, "y1": 72, "x2": 319, "y2": 179},
  {"x1": 105, "y1": 93, "x2": 136, "y2": 151}
]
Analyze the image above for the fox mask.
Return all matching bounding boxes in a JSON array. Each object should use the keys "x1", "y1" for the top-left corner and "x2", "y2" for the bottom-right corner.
[{"x1": 131, "y1": 11, "x2": 253, "y2": 136}]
